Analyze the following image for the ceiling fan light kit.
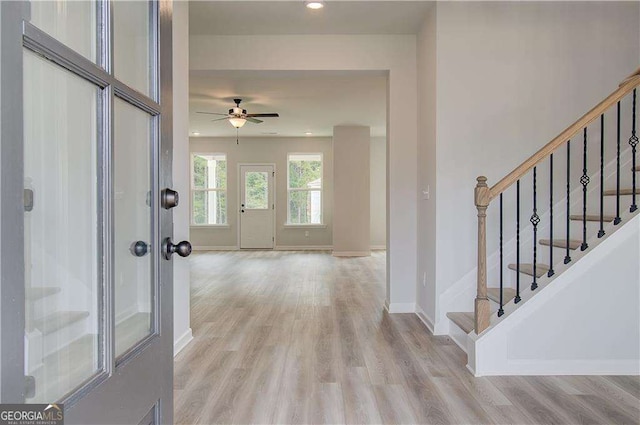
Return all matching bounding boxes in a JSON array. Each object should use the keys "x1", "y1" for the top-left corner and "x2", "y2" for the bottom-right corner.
[
  {"x1": 196, "y1": 99, "x2": 280, "y2": 143},
  {"x1": 228, "y1": 117, "x2": 247, "y2": 128}
]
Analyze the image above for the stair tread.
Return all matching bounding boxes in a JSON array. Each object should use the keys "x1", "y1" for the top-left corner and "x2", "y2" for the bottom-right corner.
[
  {"x1": 487, "y1": 287, "x2": 516, "y2": 304},
  {"x1": 604, "y1": 188, "x2": 640, "y2": 196},
  {"x1": 569, "y1": 214, "x2": 616, "y2": 222},
  {"x1": 446, "y1": 312, "x2": 474, "y2": 334},
  {"x1": 26, "y1": 287, "x2": 61, "y2": 301},
  {"x1": 539, "y1": 239, "x2": 582, "y2": 250},
  {"x1": 33, "y1": 311, "x2": 89, "y2": 335},
  {"x1": 508, "y1": 263, "x2": 550, "y2": 277}
]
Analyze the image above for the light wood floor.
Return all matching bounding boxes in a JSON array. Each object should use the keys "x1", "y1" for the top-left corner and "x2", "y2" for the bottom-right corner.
[{"x1": 174, "y1": 251, "x2": 640, "y2": 425}]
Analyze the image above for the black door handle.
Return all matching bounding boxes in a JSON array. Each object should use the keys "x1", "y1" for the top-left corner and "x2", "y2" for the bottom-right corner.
[{"x1": 162, "y1": 238, "x2": 192, "y2": 260}]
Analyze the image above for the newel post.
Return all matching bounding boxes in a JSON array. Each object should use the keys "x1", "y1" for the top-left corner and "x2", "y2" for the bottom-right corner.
[{"x1": 474, "y1": 176, "x2": 491, "y2": 334}]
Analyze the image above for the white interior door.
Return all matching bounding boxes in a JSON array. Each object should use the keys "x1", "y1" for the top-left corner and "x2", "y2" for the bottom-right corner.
[{"x1": 240, "y1": 165, "x2": 274, "y2": 249}]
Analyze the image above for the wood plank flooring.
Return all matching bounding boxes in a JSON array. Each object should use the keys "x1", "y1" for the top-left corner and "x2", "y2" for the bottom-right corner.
[{"x1": 174, "y1": 251, "x2": 640, "y2": 425}]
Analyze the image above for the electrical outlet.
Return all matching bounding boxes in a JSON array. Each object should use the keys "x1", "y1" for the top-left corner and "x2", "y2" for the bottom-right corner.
[
  {"x1": 422, "y1": 271, "x2": 427, "y2": 287},
  {"x1": 304, "y1": 230, "x2": 309, "y2": 237}
]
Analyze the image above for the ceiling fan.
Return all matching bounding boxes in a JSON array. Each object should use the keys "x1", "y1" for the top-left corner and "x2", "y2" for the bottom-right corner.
[{"x1": 197, "y1": 98, "x2": 280, "y2": 129}]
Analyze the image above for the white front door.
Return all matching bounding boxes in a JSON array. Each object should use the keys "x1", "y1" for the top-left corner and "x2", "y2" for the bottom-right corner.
[{"x1": 240, "y1": 165, "x2": 274, "y2": 249}]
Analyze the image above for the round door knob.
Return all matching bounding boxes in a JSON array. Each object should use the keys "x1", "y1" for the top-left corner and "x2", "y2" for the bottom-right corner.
[
  {"x1": 163, "y1": 238, "x2": 192, "y2": 260},
  {"x1": 130, "y1": 241, "x2": 149, "y2": 257}
]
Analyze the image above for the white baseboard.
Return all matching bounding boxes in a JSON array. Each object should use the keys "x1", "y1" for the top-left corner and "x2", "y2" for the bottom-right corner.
[
  {"x1": 174, "y1": 328, "x2": 193, "y2": 356},
  {"x1": 193, "y1": 246, "x2": 239, "y2": 251},
  {"x1": 275, "y1": 245, "x2": 333, "y2": 251},
  {"x1": 332, "y1": 251, "x2": 371, "y2": 257},
  {"x1": 370, "y1": 245, "x2": 386, "y2": 250},
  {"x1": 475, "y1": 359, "x2": 640, "y2": 377},
  {"x1": 385, "y1": 302, "x2": 415, "y2": 313},
  {"x1": 415, "y1": 306, "x2": 435, "y2": 334}
]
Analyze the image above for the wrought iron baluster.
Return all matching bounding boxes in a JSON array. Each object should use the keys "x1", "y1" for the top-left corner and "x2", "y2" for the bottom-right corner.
[
  {"x1": 498, "y1": 193, "x2": 504, "y2": 317},
  {"x1": 581, "y1": 128, "x2": 589, "y2": 251},
  {"x1": 565, "y1": 140, "x2": 572, "y2": 264},
  {"x1": 598, "y1": 114, "x2": 605, "y2": 238},
  {"x1": 531, "y1": 167, "x2": 540, "y2": 291},
  {"x1": 548, "y1": 154, "x2": 554, "y2": 277},
  {"x1": 515, "y1": 180, "x2": 521, "y2": 303},
  {"x1": 615, "y1": 102, "x2": 622, "y2": 225},
  {"x1": 630, "y1": 89, "x2": 638, "y2": 213}
]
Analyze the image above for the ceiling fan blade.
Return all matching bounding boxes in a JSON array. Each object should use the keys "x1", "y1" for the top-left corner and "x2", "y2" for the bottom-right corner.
[
  {"x1": 245, "y1": 117, "x2": 263, "y2": 124},
  {"x1": 245, "y1": 113, "x2": 279, "y2": 118},
  {"x1": 211, "y1": 117, "x2": 230, "y2": 122},
  {"x1": 197, "y1": 111, "x2": 228, "y2": 116}
]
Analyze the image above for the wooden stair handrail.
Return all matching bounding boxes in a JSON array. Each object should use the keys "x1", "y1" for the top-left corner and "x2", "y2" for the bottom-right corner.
[
  {"x1": 489, "y1": 72, "x2": 640, "y2": 201},
  {"x1": 619, "y1": 66, "x2": 640, "y2": 87}
]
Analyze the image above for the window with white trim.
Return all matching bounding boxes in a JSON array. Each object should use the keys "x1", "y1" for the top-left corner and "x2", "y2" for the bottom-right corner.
[
  {"x1": 191, "y1": 153, "x2": 227, "y2": 225},
  {"x1": 287, "y1": 153, "x2": 323, "y2": 224}
]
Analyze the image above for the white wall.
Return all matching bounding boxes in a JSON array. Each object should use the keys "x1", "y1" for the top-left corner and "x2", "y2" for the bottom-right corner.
[
  {"x1": 190, "y1": 35, "x2": 417, "y2": 309},
  {"x1": 370, "y1": 137, "x2": 386, "y2": 248},
  {"x1": 189, "y1": 137, "x2": 333, "y2": 249},
  {"x1": 471, "y1": 212, "x2": 640, "y2": 375},
  {"x1": 333, "y1": 126, "x2": 370, "y2": 256},
  {"x1": 172, "y1": 0, "x2": 192, "y2": 355},
  {"x1": 416, "y1": 1, "x2": 640, "y2": 331}
]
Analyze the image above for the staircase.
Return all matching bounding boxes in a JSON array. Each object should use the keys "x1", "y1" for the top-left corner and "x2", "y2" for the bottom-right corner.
[{"x1": 446, "y1": 67, "x2": 640, "y2": 373}]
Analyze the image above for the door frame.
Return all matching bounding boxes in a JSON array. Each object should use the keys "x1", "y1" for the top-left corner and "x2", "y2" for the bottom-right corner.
[
  {"x1": 0, "y1": 1, "x2": 175, "y2": 422},
  {"x1": 237, "y1": 163, "x2": 276, "y2": 249}
]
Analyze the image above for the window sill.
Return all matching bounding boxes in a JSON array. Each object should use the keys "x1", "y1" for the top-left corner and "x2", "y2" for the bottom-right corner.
[
  {"x1": 283, "y1": 224, "x2": 327, "y2": 229},
  {"x1": 190, "y1": 224, "x2": 231, "y2": 229}
]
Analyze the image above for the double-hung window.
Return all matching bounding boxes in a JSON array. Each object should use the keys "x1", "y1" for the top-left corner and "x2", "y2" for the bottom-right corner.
[
  {"x1": 287, "y1": 153, "x2": 323, "y2": 224},
  {"x1": 191, "y1": 153, "x2": 227, "y2": 225}
]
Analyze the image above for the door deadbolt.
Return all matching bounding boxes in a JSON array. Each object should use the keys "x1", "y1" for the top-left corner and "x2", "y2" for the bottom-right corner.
[
  {"x1": 130, "y1": 241, "x2": 149, "y2": 257},
  {"x1": 162, "y1": 238, "x2": 192, "y2": 260},
  {"x1": 161, "y1": 188, "x2": 179, "y2": 209}
]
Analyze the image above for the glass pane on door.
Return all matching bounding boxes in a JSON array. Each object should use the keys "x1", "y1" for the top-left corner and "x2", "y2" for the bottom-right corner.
[
  {"x1": 23, "y1": 49, "x2": 101, "y2": 402},
  {"x1": 245, "y1": 172, "x2": 269, "y2": 209},
  {"x1": 30, "y1": 0, "x2": 97, "y2": 62},
  {"x1": 113, "y1": 98, "x2": 154, "y2": 358},
  {"x1": 113, "y1": 0, "x2": 153, "y2": 96}
]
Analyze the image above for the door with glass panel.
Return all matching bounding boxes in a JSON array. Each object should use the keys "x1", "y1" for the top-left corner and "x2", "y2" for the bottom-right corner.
[
  {"x1": 239, "y1": 165, "x2": 275, "y2": 249},
  {"x1": 0, "y1": 1, "x2": 187, "y2": 424}
]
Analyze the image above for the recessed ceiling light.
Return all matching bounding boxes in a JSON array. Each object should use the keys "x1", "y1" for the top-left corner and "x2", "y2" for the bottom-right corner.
[
  {"x1": 304, "y1": 0, "x2": 324, "y2": 10},
  {"x1": 305, "y1": 132, "x2": 313, "y2": 135},
  {"x1": 192, "y1": 131, "x2": 200, "y2": 136}
]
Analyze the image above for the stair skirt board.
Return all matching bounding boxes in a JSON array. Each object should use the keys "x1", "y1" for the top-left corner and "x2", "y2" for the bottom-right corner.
[{"x1": 465, "y1": 211, "x2": 639, "y2": 376}]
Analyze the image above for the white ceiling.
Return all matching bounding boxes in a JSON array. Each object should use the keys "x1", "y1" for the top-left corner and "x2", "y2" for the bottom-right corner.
[
  {"x1": 190, "y1": 70, "x2": 387, "y2": 138},
  {"x1": 189, "y1": 1, "x2": 433, "y2": 35}
]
